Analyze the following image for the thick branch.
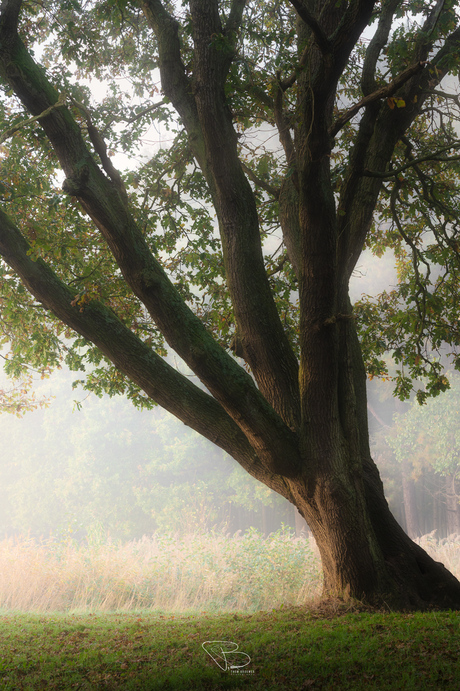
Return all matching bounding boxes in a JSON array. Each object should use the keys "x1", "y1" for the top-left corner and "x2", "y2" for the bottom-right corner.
[
  {"x1": 427, "y1": 25, "x2": 460, "y2": 83},
  {"x1": 274, "y1": 77, "x2": 297, "y2": 170},
  {"x1": 0, "y1": 0, "x2": 22, "y2": 34},
  {"x1": 314, "y1": 0, "x2": 377, "y2": 93},
  {"x1": 140, "y1": 0, "x2": 208, "y2": 171},
  {"x1": 329, "y1": 0, "x2": 377, "y2": 58},
  {"x1": 331, "y1": 61, "x2": 427, "y2": 138},
  {"x1": 0, "y1": 205, "x2": 297, "y2": 500},
  {"x1": 0, "y1": 7, "x2": 302, "y2": 476},
  {"x1": 273, "y1": 79, "x2": 302, "y2": 279},
  {"x1": 143, "y1": 2, "x2": 300, "y2": 424},
  {"x1": 361, "y1": 0, "x2": 401, "y2": 96},
  {"x1": 175, "y1": 0, "x2": 302, "y2": 428},
  {"x1": 424, "y1": 0, "x2": 446, "y2": 34},
  {"x1": 413, "y1": 0, "x2": 447, "y2": 61},
  {"x1": 224, "y1": 0, "x2": 247, "y2": 37},
  {"x1": 71, "y1": 97, "x2": 127, "y2": 200},
  {"x1": 278, "y1": 178, "x2": 302, "y2": 281},
  {"x1": 292, "y1": 0, "x2": 377, "y2": 134}
]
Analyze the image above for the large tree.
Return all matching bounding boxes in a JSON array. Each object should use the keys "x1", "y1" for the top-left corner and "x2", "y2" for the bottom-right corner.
[{"x1": 1, "y1": 0, "x2": 460, "y2": 607}]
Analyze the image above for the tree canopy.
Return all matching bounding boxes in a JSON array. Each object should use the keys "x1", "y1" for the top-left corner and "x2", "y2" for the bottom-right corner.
[{"x1": 2, "y1": 0, "x2": 460, "y2": 607}]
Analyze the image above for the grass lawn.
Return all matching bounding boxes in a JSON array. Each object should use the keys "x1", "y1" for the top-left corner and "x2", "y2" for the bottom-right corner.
[{"x1": 0, "y1": 603, "x2": 459, "y2": 690}]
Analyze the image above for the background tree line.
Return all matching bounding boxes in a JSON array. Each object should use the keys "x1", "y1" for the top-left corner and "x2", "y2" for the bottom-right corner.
[{"x1": 0, "y1": 366, "x2": 304, "y2": 540}]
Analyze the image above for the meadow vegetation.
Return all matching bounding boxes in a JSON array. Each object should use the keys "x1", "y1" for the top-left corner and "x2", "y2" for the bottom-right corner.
[
  {"x1": 0, "y1": 527, "x2": 459, "y2": 614},
  {"x1": 0, "y1": 527, "x2": 322, "y2": 613}
]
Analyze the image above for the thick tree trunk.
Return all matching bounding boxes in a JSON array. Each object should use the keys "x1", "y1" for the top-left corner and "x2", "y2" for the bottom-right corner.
[
  {"x1": 362, "y1": 456, "x2": 460, "y2": 609},
  {"x1": 348, "y1": 323, "x2": 460, "y2": 609},
  {"x1": 288, "y1": 436, "x2": 460, "y2": 609},
  {"x1": 286, "y1": 317, "x2": 460, "y2": 609}
]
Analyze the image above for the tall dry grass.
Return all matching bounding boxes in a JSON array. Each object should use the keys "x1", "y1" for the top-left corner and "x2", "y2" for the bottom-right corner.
[
  {"x1": 2, "y1": 529, "x2": 458, "y2": 613},
  {"x1": 0, "y1": 527, "x2": 322, "y2": 613}
]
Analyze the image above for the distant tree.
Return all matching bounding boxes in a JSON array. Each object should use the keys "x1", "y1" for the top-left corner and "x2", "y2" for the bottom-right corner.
[
  {"x1": 390, "y1": 375, "x2": 460, "y2": 536},
  {"x1": 131, "y1": 415, "x2": 286, "y2": 535},
  {"x1": 2, "y1": 0, "x2": 460, "y2": 606},
  {"x1": 0, "y1": 387, "x2": 156, "y2": 538}
]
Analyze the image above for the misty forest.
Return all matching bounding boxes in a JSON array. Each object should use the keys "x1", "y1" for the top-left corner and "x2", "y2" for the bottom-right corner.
[{"x1": 3, "y1": 0, "x2": 460, "y2": 621}]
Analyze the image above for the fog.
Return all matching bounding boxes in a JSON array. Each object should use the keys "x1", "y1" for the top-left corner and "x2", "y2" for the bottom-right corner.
[{"x1": 1, "y1": 245, "x2": 456, "y2": 546}]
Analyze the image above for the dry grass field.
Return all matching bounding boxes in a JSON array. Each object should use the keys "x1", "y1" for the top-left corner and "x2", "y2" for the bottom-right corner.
[
  {"x1": 0, "y1": 527, "x2": 322, "y2": 613},
  {"x1": 0, "y1": 528, "x2": 459, "y2": 614}
]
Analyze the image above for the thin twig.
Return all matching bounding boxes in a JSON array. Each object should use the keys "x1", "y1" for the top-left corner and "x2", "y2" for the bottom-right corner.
[
  {"x1": 364, "y1": 141, "x2": 460, "y2": 178},
  {"x1": 0, "y1": 93, "x2": 67, "y2": 144}
]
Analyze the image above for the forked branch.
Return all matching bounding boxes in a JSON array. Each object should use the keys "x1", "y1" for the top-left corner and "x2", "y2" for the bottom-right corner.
[{"x1": 287, "y1": 0, "x2": 332, "y2": 54}]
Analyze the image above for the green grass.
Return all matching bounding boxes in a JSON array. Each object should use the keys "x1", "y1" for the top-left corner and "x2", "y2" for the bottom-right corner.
[{"x1": 0, "y1": 604, "x2": 459, "y2": 689}]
